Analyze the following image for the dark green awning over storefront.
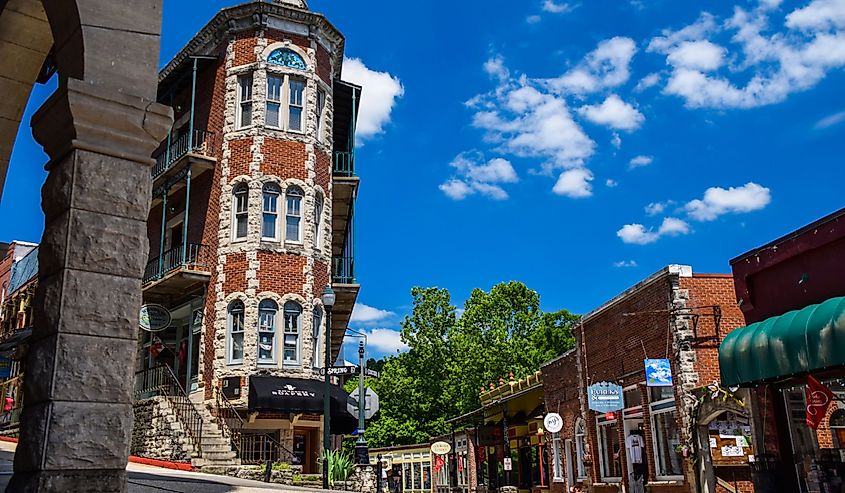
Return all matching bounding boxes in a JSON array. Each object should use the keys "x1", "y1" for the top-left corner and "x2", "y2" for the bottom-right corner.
[{"x1": 720, "y1": 296, "x2": 845, "y2": 387}]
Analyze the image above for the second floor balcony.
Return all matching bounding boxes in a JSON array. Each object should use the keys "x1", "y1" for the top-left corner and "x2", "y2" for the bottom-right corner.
[
  {"x1": 152, "y1": 129, "x2": 217, "y2": 184},
  {"x1": 143, "y1": 243, "x2": 211, "y2": 298}
]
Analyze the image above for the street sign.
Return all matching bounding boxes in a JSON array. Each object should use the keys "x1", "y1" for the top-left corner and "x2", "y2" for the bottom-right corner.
[
  {"x1": 363, "y1": 367, "x2": 381, "y2": 378},
  {"x1": 543, "y1": 412, "x2": 563, "y2": 434},
  {"x1": 348, "y1": 387, "x2": 380, "y2": 419},
  {"x1": 319, "y1": 365, "x2": 359, "y2": 376},
  {"x1": 503, "y1": 458, "x2": 512, "y2": 471},
  {"x1": 587, "y1": 382, "x2": 624, "y2": 413},
  {"x1": 431, "y1": 441, "x2": 451, "y2": 455}
]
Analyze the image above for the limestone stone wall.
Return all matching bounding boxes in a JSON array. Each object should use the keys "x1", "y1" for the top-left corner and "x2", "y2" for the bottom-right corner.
[{"x1": 131, "y1": 396, "x2": 193, "y2": 462}]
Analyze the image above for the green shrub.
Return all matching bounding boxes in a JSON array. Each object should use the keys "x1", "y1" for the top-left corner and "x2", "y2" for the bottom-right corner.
[{"x1": 318, "y1": 449, "x2": 355, "y2": 487}]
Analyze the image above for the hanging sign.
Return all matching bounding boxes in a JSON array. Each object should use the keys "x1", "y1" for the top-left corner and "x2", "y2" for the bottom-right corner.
[
  {"x1": 431, "y1": 441, "x2": 452, "y2": 456},
  {"x1": 806, "y1": 375, "x2": 834, "y2": 429},
  {"x1": 140, "y1": 304, "x2": 171, "y2": 332},
  {"x1": 587, "y1": 382, "x2": 624, "y2": 413},
  {"x1": 645, "y1": 359, "x2": 673, "y2": 387},
  {"x1": 543, "y1": 412, "x2": 563, "y2": 434}
]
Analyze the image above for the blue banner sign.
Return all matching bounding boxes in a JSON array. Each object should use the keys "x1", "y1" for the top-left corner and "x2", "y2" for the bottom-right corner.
[
  {"x1": 645, "y1": 359, "x2": 673, "y2": 387},
  {"x1": 587, "y1": 382, "x2": 624, "y2": 412}
]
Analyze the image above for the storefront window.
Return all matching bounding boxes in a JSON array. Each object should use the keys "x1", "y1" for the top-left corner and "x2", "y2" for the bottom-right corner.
[
  {"x1": 403, "y1": 463, "x2": 412, "y2": 490},
  {"x1": 551, "y1": 434, "x2": 564, "y2": 482},
  {"x1": 597, "y1": 417, "x2": 622, "y2": 480},
  {"x1": 650, "y1": 402, "x2": 683, "y2": 478},
  {"x1": 423, "y1": 462, "x2": 432, "y2": 490},
  {"x1": 413, "y1": 462, "x2": 422, "y2": 490},
  {"x1": 575, "y1": 418, "x2": 587, "y2": 479}
]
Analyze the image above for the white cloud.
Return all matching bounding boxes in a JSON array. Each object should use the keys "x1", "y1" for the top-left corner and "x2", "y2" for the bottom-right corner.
[
  {"x1": 527, "y1": 15, "x2": 542, "y2": 24},
  {"x1": 606, "y1": 178, "x2": 618, "y2": 187},
  {"x1": 667, "y1": 40, "x2": 727, "y2": 71},
  {"x1": 634, "y1": 73, "x2": 661, "y2": 92},
  {"x1": 648, "y1": 12, "x2": 719, "y2": 53},
  {"x1": 611, "y1": 132, "x2": 622, "y2": 148},
  {"x1": 542, "y1": 0, "x2": 573, "y2": 13},
  {"x1": 364, "y1": 328, "x2": 409, "y2": 354},
  {"x1": 546, "y1": 37, "x2": 638, "y2": 94},
  {"x1": 440, "y1": 152, "x2": 519, "y2": 200},
  {"x1": 484, "y1": 55, "x2": 510, "y2": 81},
  {"x1": 685, "y1": 182, "x2": 772, "y2": 221},
  {"x1": 786, "y1": 0, "x2": 845, "y2": 31},
  {"x1": 553, "y1": 168, "x2": 593, "y2": 198},
  {"x1": 629, "y1": 155, "x2": 653, "y2": 168},
  {"x1": 578, "y1": 94, "x2": 645, "y2": 131},
  {"x1": 342, "y1": 58, "x2": 404, "y2": 142},
  {"x1": 815, "y1": 109, "x2": 845, "y2": 128},
  {"x1": 613, "y1": 260, "x2": 638, "y2": 268},
  {"x1": 351, "y1": 303, "x2": 395, "y2": 324},
  {"x1": 644, "y1": 201, "x2": 671, "y2": 215},
  {"x1": 617, "y1": 217, "x2": 691, "y2": 244}
]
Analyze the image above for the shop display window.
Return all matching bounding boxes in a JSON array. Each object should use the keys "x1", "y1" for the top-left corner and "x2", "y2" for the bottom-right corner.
[
  {"x1": 650, "y1": 403, "x2": 683, "y2": 479},
  {"x1": 597, "y1": 417, "x2": 622, "y2": 481}
]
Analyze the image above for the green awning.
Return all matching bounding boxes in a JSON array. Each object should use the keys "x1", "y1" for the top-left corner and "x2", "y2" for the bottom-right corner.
[{"x1": 719, "y1": 296, "x2": 845, "y2": 387}]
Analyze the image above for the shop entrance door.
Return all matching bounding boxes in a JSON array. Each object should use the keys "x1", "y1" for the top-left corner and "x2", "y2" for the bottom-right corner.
[
  {"x1": 623, "y1": 417, "x2": 645, "y2": 493},
  {"x1": 293, "y1": 428, "x2": 318, "y2": 473}
]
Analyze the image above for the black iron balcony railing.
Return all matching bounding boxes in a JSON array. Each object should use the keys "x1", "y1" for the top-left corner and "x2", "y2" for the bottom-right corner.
[
  {"x1": 333, "y1": 151, "x2": 354, "y2": 177},
  {"x1": 143, "y1": 243, "x2": 208, "y2": 285},
  {"x1": 332, "y1": 256, "x2": 355, "y2": 284},
  {"x1": 152, "y1": 129, "x2": 216, "y2": 179},
  {"x1": 134, "y1": 365, "x2": 203, "y2": 455}
]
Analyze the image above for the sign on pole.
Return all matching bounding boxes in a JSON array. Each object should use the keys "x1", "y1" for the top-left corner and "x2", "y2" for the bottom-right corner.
[
  {"x1": 587, "y1": 382, "x2": 624, "y2": 413},
  {"x1": 503, "y1": 458, "x2": 512, "y2": 471},
  {"x1": 430, "y1": 441, "x2": 451, "y2": 455},
  {"x1": 140, "y1": 304, "x2": 171, "y2": 332},
  {"x1": 543, "y1": 412, "x2": 563, "y2": 434},
  {"x1": 645, "y1": 359, "x2": 673, "y2": 387},
  {"x1": 348, "y1": 387, "x2": 380, "y2": 420}
]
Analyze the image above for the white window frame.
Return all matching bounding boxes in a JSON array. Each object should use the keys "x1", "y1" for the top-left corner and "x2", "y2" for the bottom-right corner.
[
  {"x1": 262, "y1": 183, "x2": 280, "y2": 241},
  {"x1": 232, "y1": 183, "x2": 249, "y2": 242},
  {"x1": 283, "y1": 301, "x2": 301, "y2": 366},
  {"x1": 316, "y1": 89, "x2": 326, "y2": 143},
  {"x1": 551, "y1": 433, "x2": 564, "y2": 483},
  {"x1": 237, "y1": 74, "x2": 253, "y2": 130},
  {"x1": 312, "y1": 306, "x2": 322, "y2": 368},
  {"x1": 575, "y1": 418, "x2": 588, "y2": 480},
  {"x1": 266, "y1": 75, "x2": 283, "y2": 129},
  {"x1": 257, "y1": 299, "x2": 278, "y2": 365},
  {"x1": 650, "y1": 398, "x2": 684, "y2": 481},
  {"x1": 287, "y1": 77, "x2": 305, "y2": 132},
  {"x1": 597, "y1": 416, "x2": 622, "y2": 483},
  {"x1": 285, "y1": 186, "x2": 303, "y2": 243},
  {"x1": 227, "y1": 300, "x2": 245, "y2": 364},
  {"x1": 313, "y1": 192, "x2": 323, "y2": 250}
]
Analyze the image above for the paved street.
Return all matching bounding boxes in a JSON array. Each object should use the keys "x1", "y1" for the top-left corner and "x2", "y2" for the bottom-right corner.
[{"x1": 0, "y1": 442, "x2": 330, "y2": 493}]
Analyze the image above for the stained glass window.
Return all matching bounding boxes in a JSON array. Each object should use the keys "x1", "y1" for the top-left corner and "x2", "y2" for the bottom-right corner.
[{"x1": 268, "y1": 48, "x2": 306, "y2": 70}]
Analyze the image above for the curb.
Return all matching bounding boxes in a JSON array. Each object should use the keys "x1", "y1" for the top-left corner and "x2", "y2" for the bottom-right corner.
[
  {"x1": 0, "y1": 436, "x2": 18, "y2": 443},
  {"x1": 128, "y1": 456, "x2": 194, "y2": 471}
]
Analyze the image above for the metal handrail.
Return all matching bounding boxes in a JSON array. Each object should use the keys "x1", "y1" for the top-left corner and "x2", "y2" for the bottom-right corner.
[
  {"x1": 333, "y1": 151, "x2": 354, "y2": 177},
  {"x1": 134, "y1": 365, "x2": 203, "y2": 455},
  {"x1": 143, "y1": 243, "x2": 209, "y2": 284},
  {"x1": 152, "y1": 129, "x2": 216, "y2": 179},
  {"x1": 333, "y1": 256, "x2": 355, "y2": 284},
  {"x1": 214, "y1": 388, "x2": 297, "y2": 465}
]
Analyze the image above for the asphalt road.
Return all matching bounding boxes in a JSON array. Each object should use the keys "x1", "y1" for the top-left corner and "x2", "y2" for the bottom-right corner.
[{"x1": 0, "y1": 442, "x2": 332, "y2": 493}]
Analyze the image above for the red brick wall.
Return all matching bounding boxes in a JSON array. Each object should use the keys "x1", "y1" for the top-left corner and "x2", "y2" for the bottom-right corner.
[
  {"x1": 315, "y1": 150, "x2": 331, "y2": 194},
  {"x1": 223, "y1": 252, "x2": 248, "y2": 294},
  {"x1": 256, "y1": 252, "x2": 307, "y2": 296},
  {"x1": 542, "y1": 351, "x2": 582, "y2": 493},
  {"x1": 230, "y1": 138, "x2": 253, "y2": 178},
  {"x1": 234, "y1": 30, "x2": 259, "y2": 66},
  {"x1": 261, "y1": 140, "x2": 308, "y2": 181},
  {"x1": 315, "y1": 43, "x2": 332, "y2": 85}
]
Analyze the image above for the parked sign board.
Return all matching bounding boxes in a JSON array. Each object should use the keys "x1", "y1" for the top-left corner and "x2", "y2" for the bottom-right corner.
[
  {"x1": 139, "y1": 304, "x2": 171, "y2": 332},
  {"x1": 587, "y1": 382, "x2": 624, "y2": 412},
  {"x1": 430, "y1": 441, "x2": 451, "y2": 456},
  {"x1": 645, "y1": 359, "x2": 673, "y2": 387}
]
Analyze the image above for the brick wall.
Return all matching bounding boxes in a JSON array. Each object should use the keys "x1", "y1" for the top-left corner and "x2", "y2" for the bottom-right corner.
[{"x1": 260, "y1": 139, "x2": 308, "y2": 181}]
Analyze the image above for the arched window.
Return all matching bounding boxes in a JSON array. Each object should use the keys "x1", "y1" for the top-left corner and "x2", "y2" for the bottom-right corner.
[
  {"x1": 285, "y1": 186, "x2": 304, "y2": 242},
  {"x1": 314, "y1": 192, "x2": 324, "y2": 249},
  {"x1": 232, "y1": 183, "x2": 249, "y2": 240},
  {"x1": 258, "y1": 299, "x2": 278, "y2": 364},
  {"x1": 312, "y1": 306, "x2": 323, "y2": 368},
  {"x1": 262, "y1": 183, "x2": 280, "y2": 240},
  {"x1": 283, "y1": 301, "x2": 302, "y2": 365},
  {"x1": 267, "y1": 48, "x2": 307, "y2": 70},
  {"x1": 227, "y1": 300, "x2": 245, "y2": 364},
  {"x1": 575, "y1": 418, "x2": 587, "y2": 480}
]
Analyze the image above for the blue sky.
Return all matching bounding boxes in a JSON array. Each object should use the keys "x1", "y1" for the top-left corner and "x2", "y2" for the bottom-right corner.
[{"x1": 2, "y1": 0, "x2": 844, "y2": 361}]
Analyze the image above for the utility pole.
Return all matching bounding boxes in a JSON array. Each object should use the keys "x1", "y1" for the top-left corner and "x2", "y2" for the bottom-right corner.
[
  {"x1": 321, "y1": 285, "x2": 335, "y2": 489},
  {"x1": 355, "y1": 339, "x2": 369, "y2": 464}
]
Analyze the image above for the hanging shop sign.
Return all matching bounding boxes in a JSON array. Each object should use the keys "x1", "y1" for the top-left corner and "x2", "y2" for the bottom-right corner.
[
  {"x1": 587, "y1": 382, "x2": 624, "y2": 413},
  {"x1": 139, "y1": 304, "x2": 171, "y2": 332},
  {"x1": 431, "y1": 441, "x2": 452, "y2": 456},
  {"x1": 543, "y1": 412, "x2": 563, "y2": 434},
  {"x1": 645, "y1": 359, "x2": 673, "y2": 387},
  {"x1": 0, "y1": 356, "x2": 11, "y2": 379},
  {"x1": 806, "y1": 375, "x2": 834, "y2": 430}
]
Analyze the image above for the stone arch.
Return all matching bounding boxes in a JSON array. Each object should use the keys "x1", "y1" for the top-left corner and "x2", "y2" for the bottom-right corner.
[
  {"x1": 262, "y1": 41, "x2": 311, "y2": 73},
  {"x1": 1, "y1": 0, "x2": 172, "y2": 489}
]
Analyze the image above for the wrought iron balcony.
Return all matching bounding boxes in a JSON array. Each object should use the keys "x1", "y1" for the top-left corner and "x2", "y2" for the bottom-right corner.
[
  {"x1": 143, "y1": 243, "x2": 209, "y2": 285},
  {"x1": 333, "y1": 151, "x2": 354, "y2": 177},
  {"x1": 332, "y1": 256, "x2": 355, "y2": 284},
  {"x1": 152, "y1": 129, "x2": 216, "y2": 179}
]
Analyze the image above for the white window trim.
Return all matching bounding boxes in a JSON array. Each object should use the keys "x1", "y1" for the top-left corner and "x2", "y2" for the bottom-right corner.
[
  {"x1": 266, "y1": 75, "x2": 283, "y2": 130},
  {"x1": 284, "y1": 186, "x2": 303, "y2": 244},
  {"x1": 283, "y1": 302, "x2": 302, "y2": 367},
  {"x1": 313, "y1": 192, "x2": 323, "y2": 250},
  {"x1": 597, "y1": 417, "x2": 622, "y2": 483},
  {"x1": 649, "y1": 398, "x2": 684, "y2": 481},
  {"x1": 257, "y1": 300, "x2": 278, "y2": 366},
  {"x1": 551, "y1": 433, "x2": 564, "y2": 482},
  {"x1": 227, "y1": 302, "x2": 245, "y2": 365},
  {"x1": 261, "y1": 184, "x2": 281, "y2": 241},
  {"x1": 286, "y1": 76, "x2": 306, "y2": 134},
  {"x1": 231, "y1": 184, "x2": 249, "y2": 243},
  {"x1": 264, "y1": 72, "x2": 307, "y2": 134},
  {"x1": 236, "y1": 74, "x2": 253, "y2": 130},
  {"x1": 575, "y1": 418, "x2": 588, "y2": 481},
  {"x1": 316, "y1": 89, "x2": 326, "y2": 143}
]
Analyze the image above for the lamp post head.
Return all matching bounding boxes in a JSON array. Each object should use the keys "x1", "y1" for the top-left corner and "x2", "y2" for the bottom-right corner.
[
  {"x1": 321, "y1": 285, "x2": 336, "y2": 308},
  {"x1": 358, "y1": 339, "x2": 365, "y2": 357}
]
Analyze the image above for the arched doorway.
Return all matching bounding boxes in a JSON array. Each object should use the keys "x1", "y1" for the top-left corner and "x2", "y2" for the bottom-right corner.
[
  {"x1": 695, "y1": 389, "x2": 754, "y2": 493},
  {"x1": 0, "y1": 0, "x2": 172, "y2": 489}
]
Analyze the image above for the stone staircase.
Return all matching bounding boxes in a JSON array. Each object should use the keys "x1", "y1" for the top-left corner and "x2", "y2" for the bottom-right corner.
[{"x1": 188, "y1": 391, "x2": 241, "y2": 468}]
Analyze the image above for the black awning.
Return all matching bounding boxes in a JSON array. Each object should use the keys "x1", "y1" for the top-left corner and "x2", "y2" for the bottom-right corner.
[{"x1": 248, "y1": 376, "x2": 357, "y2": 434}]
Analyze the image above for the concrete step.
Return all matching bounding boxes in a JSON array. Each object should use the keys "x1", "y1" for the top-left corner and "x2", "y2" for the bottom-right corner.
[
  {"x1": 203, "y1": 450, "x2": 238, "y2": 460},
  {"x1": 200, "y1": 442, "x2": 233, "y2": 453},
  {"x1": 200, "y1": 437, "x2": 230, "y2": 446}
]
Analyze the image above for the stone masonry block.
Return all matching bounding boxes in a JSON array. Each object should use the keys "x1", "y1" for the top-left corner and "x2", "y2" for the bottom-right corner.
[
  {"x1": 65, "y1": 209, "x2": 148, "y2": 277},
  {"x1": 43, "y1": 401, "x2": 133, "y2": 470},
  {"x1": 70, "y1": 150, "x2": 153, "y2": 221}
]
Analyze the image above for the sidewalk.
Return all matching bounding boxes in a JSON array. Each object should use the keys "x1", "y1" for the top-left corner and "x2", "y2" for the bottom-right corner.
[{"x1": 0, "y1": 440, "x2": 335, "y2": 493}]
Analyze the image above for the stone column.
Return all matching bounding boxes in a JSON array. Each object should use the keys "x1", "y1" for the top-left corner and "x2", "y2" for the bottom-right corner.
[{"x1": 7, "y1": 78, "x2": 171, "y2": 492}]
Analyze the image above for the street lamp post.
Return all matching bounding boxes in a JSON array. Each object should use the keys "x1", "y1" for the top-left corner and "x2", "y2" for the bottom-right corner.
[
  {"x1": 355, "y1": 339, "x2": 368, "y2": 464},
  {"x1": 321, "y1": 285, "x2": 335, "y2": 490}
]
